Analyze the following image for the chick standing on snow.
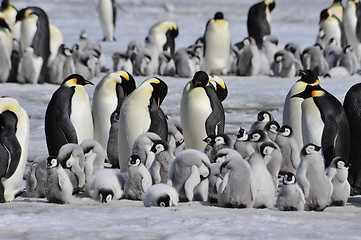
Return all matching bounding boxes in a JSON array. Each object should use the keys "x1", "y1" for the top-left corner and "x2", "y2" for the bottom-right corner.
[
  {"x1": 263, "y1": 120, "x2": 280, "y2": 141},
  {"x1": 249, "y1": 111, "x2": 273, "y2": 133},
  {"x1": 233, "y1": 127, "x2": 255, "y2": 159},
  {"x1": 131, "y1": 132, "x2": 161, "y2": 170},
  {"x1": 143, "y1": 183, "x2": 179, "y2": 207},
  {"x1": 260, "y1": 141, "x2": 282, "y2": 190},
  {"x1": 203, "y1": 133, "x2": 233, "y2": 163},
  {"x1": 149, "y1": 139, "x2": 175, "y2": 184},
  {"x1": 26, "y1": 155, "x2": 48, "y2": 198},
  {"x1": 276, "y1": 172, "x2": 305, "y2": 211},
  {"x1": 326, "y1": 157, "x2": 351, "y2": 206},
  {"x1": 80, "y1": 139, "x2": 105, "y2": 183}
]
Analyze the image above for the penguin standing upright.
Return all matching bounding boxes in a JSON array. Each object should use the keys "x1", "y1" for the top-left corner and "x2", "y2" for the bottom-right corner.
[
  {"x1": 180, "y1": 71, "x2": 226, "y2": 151},
  {"x1": 233, "y1": 127, "x2": 255, "y2": 159},
  {"x1": 97, "y1": 0, "x2": 116, "y2": 42},
  {"x1": 16, "y1": 7, "x2": 50, "y2": 83},
  {"x1": 202, "y1": 11, "x2": 231, "y2": 75},
  {"x1": 117, "y1": 77, "x2": 168, "y2": 173},
  {"x1": 0, "y1": 16, "x2": 11, "y2": 83},
  {"x1": 0, "y1": 0, "x2": 20, "y2": 41},
  {"x1": 276, "y1": 172, "x2": 305, "y2": 211},
  {"x1": 317, "y1": 8, "x2": 344, "y2": 48},
  {"x1": 0, "y1": 97, "x2": 29, "y2": 202},
  {"x1": 343, "y1": 0, "x2": 361, "y2": 60},
  {"x1": 247, "y1": 0, "x2": 276, "y2": 48},
  {"x1": 45, "y1": 74, "x2": 94, "y2": 156},
  {"x1": 26, "y1": 155, "x2": 47, "y2": 198}
]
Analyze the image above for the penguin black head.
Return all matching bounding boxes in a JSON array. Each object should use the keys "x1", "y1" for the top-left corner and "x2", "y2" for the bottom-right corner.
[
  {"x1": 47, "y1": 156, "x2": 58, "y2": 168},
  {"x1": 260, "y1": 141, "x2": 276, "y2": 157},
  {"x1": 150, "y1": 139, "x2": 168, "y2": 154},
  {"x1": 274, "y1": 51, "x2": 284, "y2": 63},
  {"x1": 319, "y1": 9, "x2": 330, "y2": 23},
  {"x1": 265, "y1": 120, "x2": 280, "y2": 134},
  {"x1": 99, "y1": 188, "x2": 114, "y2": 203},
  {"x1": 265, "y1": 0, "x2": 276, "y2": 12},
  {"x1": 62, "y1": 74, "x2": 94, "y2": 87},
  {"x1": 16, "y1": 7, "x2": 45, "y2": 22},
  {"x1": 214, "y1": 12, "x2": 224, "y2": 20},
  {"x1": 250, "y1": 130, "x2": 267, "y2": 142},
  {"x1": 192, "y1": 71, "x2": 209, "y2": 88},
  {"x1": 128, "y1": 154, "x2": 141, "y2": 167},
  {"x1": 333, "y1": 157, "x2": 350, "y2": 169},
  {"x1": 298, "y1": 70, "x2": 319, "y2": 85},
  {"x1": 236, "y1": 127, "x2": 248, "y2": 139},
  {"x1": 301, "y1": 143, "x2": 321, "y2": 156},
  {"x1": 257, "y1": 111, "x2": 272, "y2": 122},
  {"x1": 344, "y1": 45, "x2": 353, "y2": 54},
  {"x1": 150, "y1": 78, "x2": 168, "y2": 107},
  {"x1": 0, "y1": 0, "x2": 10, "y2": 10},
  {"x1": 203, "y1": 134, "x2": 215, "y2": 145},
  {"x1": 283, "y1": 172, "x2": 296, "y2": 185},
  {"x1": 279, "y1": 125, "x2": 292, "y2": 137},
  {"x1": 157, "y1": 194, "x2": 171, "y2": 207},
  {"x1": 0, "y1": 110, "x2": 18, "y2": 132},
  {"x1": 209, "y1": 75, "x2": 228, "y2": 102},
  {"x1": 118, "y1": 71, "x2": 136, "y2": 98},
  {"x1": 0, "y1": 16, "x2": 10, "y2": 31}
]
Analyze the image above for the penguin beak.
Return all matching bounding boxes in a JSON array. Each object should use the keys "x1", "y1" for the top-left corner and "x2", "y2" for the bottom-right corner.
[{"x1": 83, "y1": 80, "x2": 94, "y2": 86}]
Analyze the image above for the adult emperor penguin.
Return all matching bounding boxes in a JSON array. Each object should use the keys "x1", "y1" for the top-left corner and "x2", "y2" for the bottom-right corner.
[
  {"x1": 0, "y1": 0, "x2": 19, "y2": 40},
  {"x1": 202, "y1": 11, "x2": 231, "y2": 75},
  {"x1": 317, "y1": 8, "x2": 344, "y2": 48},
  {"x1": 16, "y1": 7, "x2": 50, "y2": 83},
  {"x1": 143, "y1": 183, "x2": 179, "y2": 207},
  {"x1": 26, "y1": 155, "x2": 47, "y2": 198},
  {"x1": 275, "y1": 172, "x2": 305, "y2": 211},
  {"x1": 291, "y1": 83, "x2": 351, "y2": 167},
  {"x1": 118, "y1": 77, "x2": 168, "y2": 173},
  {"x1": 0, "y1": 96, "x2": 29, "y2": 202},
  {"x1": 296, "y1": 144, "x2": 333, "y2": 211},
  {"x1": 343, "y1": 0, "x2": 361, "y2": 60},
  {"x1": 326, "y1": 157, "x2": 351, "y2": 206},
  {"x1": 92, "y1": 71, "x2": 136, "y2": 155},
  {"x1": 180, "y1": 71, "x2": 225, "y2": 151},
  {"x1": 45, "y1": 156, "x2": 73, "y2": 204},
  {"x1": 247, "y1": 0, "x2": 276, "y2": 48},
  {"x1": 97, "y1": 0, "x2": 116, "y2": 42},
  {"x1": 45, "y1": 74, "x2": 94, "y2": 156},
  {"x1": 0, "y1": 16, "x2": 11, "y2": 83}
]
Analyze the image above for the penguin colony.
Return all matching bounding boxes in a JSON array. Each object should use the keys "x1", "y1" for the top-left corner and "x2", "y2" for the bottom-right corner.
[{"x1": 0, "y1": 0, "x2": 358, "y2": 213}]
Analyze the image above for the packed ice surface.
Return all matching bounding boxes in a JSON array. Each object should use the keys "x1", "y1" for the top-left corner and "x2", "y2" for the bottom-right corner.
[{"x1": 1, "y1": 0, "x2": 361, "y2": 239}]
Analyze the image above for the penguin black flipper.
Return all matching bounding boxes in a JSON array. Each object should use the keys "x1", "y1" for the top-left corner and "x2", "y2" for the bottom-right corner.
[
  {"x1": 356, "y1": 1, "x2": 361, "y2": 42},
  {"x1": 148, "y1": 97, "x2": 168, "y2": 141},
  {"x1": 112, "y1": 0, "x2": 116, "y2": 28},
  {"x1": 204, "y1": 85, "x2": 225, "y2": 136}
]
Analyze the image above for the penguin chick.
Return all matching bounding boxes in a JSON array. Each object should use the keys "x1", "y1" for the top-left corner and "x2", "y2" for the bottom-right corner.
[
  {"x1": 26, "y1": 155, "x2": 48, "y2": 198},
  {"x1": 326, "y1": 157, "x2": 351, "y2": 206},
  {"x1": 214, "y1": 148, "x2": 243, "y2": 164},
  {"x1": 233, "y1": 127, "x2": 255, "y2": 159},
  {"x1": 131, "y1": 132, "x2": 162, "y2": 169},
  {"x1": 260, "y1": 141, "x2": 282, "y2": 190},
  {"x1": 123, "y1": 154, "x2": 152, "y2": 200},
  {"x1": 86, "y1": 169, "x2": 126, "y2": 203},
  {"x1": 264, "y1": 120, "x2": 280, "y2": 141},
  {"x1": 80, "y1": 139, "x2": 105, "y2": 183},
  {"x1": 276, "y1": 172, "x2": 305, "y2": 211},
  {"x1": 203, "y1": 133, "x2": 233, "y2": 163},
  {"x1": 208, "y1": 162, "x2": 223, "y2": 204},
  {"x1": 167, "y1": 120, "x2": 184, "y2": 156},
  {"x1": 249, "y1": 110, "x2": 273, "y2": 133},
  {"x1": 149, "y1": 139, "x2": 175, "y2": 184},
  {"x1": 249, "y1": 129, "x2": 272, "y2": 153},
  {"x1": 45, "y1": 156, "x2": 73, "y2": 204},
  {"x1": 143, "y1": 183, "x2": 179, "y2": 207}
]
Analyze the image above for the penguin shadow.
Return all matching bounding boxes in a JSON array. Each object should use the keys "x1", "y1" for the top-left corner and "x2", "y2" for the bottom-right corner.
[{"x1": 347, "y1": 196, "x2": 361, "y2": 207}]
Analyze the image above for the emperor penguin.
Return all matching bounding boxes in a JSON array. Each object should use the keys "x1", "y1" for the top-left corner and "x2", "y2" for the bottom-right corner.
[
  {"x1": 26, "y1": 155, "x2": 47, "y2": 198},
  {"x1": 0, "y1": 96, "x2": 29, "y2": 202},
  {"x1": 158, "y1": 50, "x2": 176, "y2": 76},
  {"x1": 249, "y1": 129, "x2": 272, "y2": 153},
  {"x1": 92, "y1": 71, "x2": 136, "y2": 155},
  {"x1": 180, "y1": 71, "x2": 225, "y2": 151},
  {"x1": 167, "y1": 149, "x2": 210, "y2": 202},
  {"x1": 247, "y1": 152, "x2": 276, "y2": 208},
  {"x1": 45, "y1": 156, "x2": 73, "y2": 204},
  {"x1": 118, "y1": 77, "x2": 168, "y2": 172},
  {"x1": 301, "y1": 44, "x2": 329, "y2": 76},
  {"x1": 47, "y1": 44, "x2": 75, "y2": 85},
  {"x1": 202, "y1": 11, "x2": 231, "y2": 75},
  {"x1": 330, "y1": 0, "x2": 344, "y2": 22},
  {"x1": 291, "y1": 83, "x2": 351, "y2": 167},
  {"x1": 276, "y1": 172, "x2": 305, "y2": 211},
  {"x1": 317, "y1": 8, "x2": 344, "y2": 48},
  {"x1": 326, "y1": 157, "x2": 351, "y2": 206},
  {"x1": 48, "y1": 24, "x2": 64, "y2": 64},
  {"x1": 233, "y1": 127, "x2": 255, "y2": 159},
  {"x1": 131, "y1": 132, "x2": 161, "y2": 170},
  {"x1": 16, "y1": 7, "x2": 50, "y2": 83},
  {"x1": 97, "y1": 0, "x2": 116, "y2": 42},
  {"x1": 45, "y1": 74, "x2": 94, "y2": 156},
  {"x1": 284, "y1": 42, "x2": 303, "y2": 72},
  {"x1": 208, "y1": 161, "x2": 223, "y2": 203},
  {"x1": 86, "y1": 169, "x2": 126, "y2": 203},
  {"x1": 167, "y1": 120, "x2": 184, "y2": 157},
  {"x1": 149, "y1": 139, "x2": 175, "y2": 184},
  {"x1": 112, "y1": 52, "x2": 133, "y2": 73},
  {"x1": 271, "y1": 50, "x2": 297, "y2": 78},
  {"x1": 343, "y1": 0, "x2": 361, "y2": 60},
  {"x1": 217, "y1": 157, "x2": 256, "y2": 208},
  {"x1": 123, "y1": 154, "x2": 152, "y2": 200},
  {"x1": 247, "y1": 0, "x2": 276, "y2": 48},
  {"x1": 0, "y1": 0, "x2": 20, "y2": 41},
  {"x1": 264, "y1": 120, "x2": 280, "y2": 141},
  {"x1": 249, "y1": 110, "x2": 273, "y2": 134},
  {"x1": 296, "y1": 144, "x2": 333, "y2": 211},
  {"x1": 203, "y1": 133, "x2": 233, "y2": 163},
  {"x1": 274, "y1": 125, "x2": 301, "y2": 174},
  {"x1": 236, "y1": 37, "x2": 261, "y2": 76},
  {"x1": 17, "y1": 46, "x2": 43, "y2": 84},
  {"x1": 260, "y1": 141, "x2": 282, "y2": 190},
  {"x1": 80, "y1": 139, "x2": 105, "y2": 183},
  {"x1": 214, "y1": 148, "x2": 244, "y2": 164},
  {"x1": 143, "y1": 183, "x2": 179, "y2": 207},
  {"x1": 0, "y1": 16, "x2": 11, "y2": 83},
  {"x1": 343, "y1": 83, "x2": 361, "y2": 194}
]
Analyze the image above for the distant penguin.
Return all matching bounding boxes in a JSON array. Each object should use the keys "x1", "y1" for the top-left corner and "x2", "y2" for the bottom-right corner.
[
  {"x1": 202, "y1": 11, "x2": 231, "y2": 75},
  {"x1": 249, "y1": 110, "x2": 273, "y2": 133},
  {"x1": 16, "y1": 7, "x2": 50, "y2": 83},
  {"x1": 112, "y1": 52, "x2": 133, "y2": 73},
  {"x1": 296, "y1": 144, "x2": 333, "y2": 211},
  {"x1": 131, "y1": 132, "x2": 161, "y2": 170},
  {"x1": 264, "y1": 120, "x2": 280, "y2": 141},
  {"x1": 236, "y1": 37, "x2": 261, "y2": 76},
  {"x1": 247, "y1": 0, "x2": 276, "y2": 47},
  {"x1": 301, "y1": 44, "x2": 329, "y2": 76},
  {"x1": 17, "y1": 46, "x2": 43, "y2": 84},
  {"x1": 218, "y1": 157, "x2": 256, "y2": 208},
  {"x1": 86, "y1": 169, "x2": 125, "y2": 203},
  {"x1": 247, "y1": 152, "x2": 276, "y2": 208},
  {"x1": 132, "y1": 47, "x2": 154, "y2": 76},
  {"x1": 276, "y1": 172, "x2": 305, "y2": 211},
  {"x1": 292, "y1": 83, "x2": 351, "y2": 167},
  {"x1": 274, "y1": 125, "x2": 301, "y2": 174},
  {"x1": 45, "y1": 156, "x2": 73, "y2": 204},
  {"x1": 260, "y1": 141, "x2": 282, "y2": 189},
  {"x1": 158, "y1": 50, "x2": 176, "y2": 76},
  {"x1": 143, "y1": 183, "x2": 179, "y2": 207},
  {"x1": 323, "y1": 38, "x2": 343, "y2": 69},
  {"x1": 343, "y1": 0, "x2": 361, "y2": 60},
  {"x1": 343, "y1": 83, "x2": 361, "y2": 194},
  {"x1": 249, "y1": 129, "x2": 272, "y2": 153},
  {"x1": 92, "y1": 71, "x2": 136, "y2": 155},
  {"x1": 174, "y1": 47, "x2": 198, "y2": 78},
  {"x1": 118, "y1": 77, "x2": 168, "y2": 172},
  {"x1": 0, "y1": 16, "x2": 11, "y2": 83},
  {"x1": 317, "y1": 8, "x2": 344, "y2": 48},
  {"x1": 0, "y1": 96, "x2": 30, "y2": 202},
  {"x1": 149, "y1": 139, "x2": 175, "y2": 184},
  {"x1": 80, "y1": 139, "x2": 105, "y2": 183},
  {"x1": 271, "y1": 50, "x2": 297, "y2": 78},
  {"x1": 123, "y1": 154, "x2": 152, "y2": 200},
  {"x1": 97, "y1": 0, "x2": 116, "y2": 42},
  {"x1": 326, "y1": 157, "x2": 351, "y2": 206},
  {"x1": 167, "y1": 149, "x2": 210, "y2": 202},
  {"x1": 208, "y1": 161, "x2": 222, "y2": 203},
  {"x1": 47, "y1": 44, "x2": 75, "y2": 85},
  {"x1": 180, "y1": 71, "x2": 225, "y2": 151},
  {"x1": 0, "y1": 0, "x2": 20, "y2": 41},
  {"x1": 233, "y1": 127, "x2": 255, "y2": 159},
  {"x1": 284, "y1": 42, "x2": 303, "y2": 72},
  {"x1": 26, "y1": 155, "x2": 47, "y2": 198},
  {"x1": 45, "y1": 74, "x2": 94, "y2": 156}
]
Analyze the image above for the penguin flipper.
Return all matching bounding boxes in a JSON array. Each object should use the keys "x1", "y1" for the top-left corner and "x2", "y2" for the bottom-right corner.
[
  {"x1": 184, "y1": 165, "x2": 201, "y2": 201},
  {"x1": 148, "y1": 98, "x2": 168, "y2": 141},
  {"x1": 205, "y1": 86, "x2": 225, "y2": 136}
]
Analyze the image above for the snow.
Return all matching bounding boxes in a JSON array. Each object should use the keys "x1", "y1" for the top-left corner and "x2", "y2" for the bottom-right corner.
[{"x1": 1, "y1": 0, "x2": 361, "y2": 239}]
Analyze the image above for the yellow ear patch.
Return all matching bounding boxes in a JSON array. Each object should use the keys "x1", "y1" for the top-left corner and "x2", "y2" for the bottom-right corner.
[
  {"x1": 312, "y1": 90, "x2": 324, "y2": 98},
  {"x1": 152, "y1": 79, "x2": 160, "y2": 84},
  {"x1": 310, "y1": 79, "x2": 319, "y2": 86},
  {"x1": 121, "y1": 72, "x2": 130, "y2": 81}
]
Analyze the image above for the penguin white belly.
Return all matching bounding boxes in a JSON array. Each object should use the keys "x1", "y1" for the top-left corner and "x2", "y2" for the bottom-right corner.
[
  {"x1": 70, "y1": 87, "x2": 94, "y2": 143},
  {"x1": 0, "y1": 29, "x2": 12, "y2": 57},
  {"x1": 181, "y1": 87, "x2": 212, "y2": 151},
  {"x1": 20, "y1": 16, "x2": 37, "y2": 54},
  {"x1": 204, "y1": 22, "x2": 230, "y2": 74},
  {"x1": 301, "y1": 99, "x2": 323, "y2": 147},
  {"x1": 344, "y1": 6, "x2": 361, "y2": 60},
  {"x1": 2, "y1": 108, "x2": 30, "y2": 202},
  {"x1": 98, "y1": 0, "x2": 114, "y2": 41},
  {"x1": 320, "y1": 19, "x2": 341, "y2": 47},
  {"x1": 49, "y1": 24, "x2": 64, "y2": 62}
]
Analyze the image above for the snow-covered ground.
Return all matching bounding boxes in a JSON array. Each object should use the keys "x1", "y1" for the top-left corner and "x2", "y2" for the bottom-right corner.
[{"x1": 1, "y1": 0, "x2": 361, "y2": 239}]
